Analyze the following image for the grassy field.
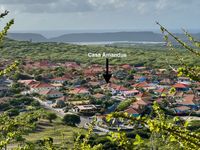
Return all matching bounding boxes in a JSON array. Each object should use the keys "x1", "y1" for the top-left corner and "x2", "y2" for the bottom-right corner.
[
  {"x1": 25, "y1": 119, "x2": 85, "y2": 146},
  {"x1": 7, "y1": 114, "x2": 86, "y2": 149}
]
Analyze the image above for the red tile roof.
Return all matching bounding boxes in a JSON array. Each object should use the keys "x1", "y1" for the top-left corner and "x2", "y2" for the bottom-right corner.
[
  {"x1": 69, "y1": 87, "x2": 89, "y2": 94},
  {"x1": 132, "y1": 82, "x2": 149, "y2": 88},
  {"x1": 31, "y1": 83, "x2": 55, "y2": 88},
  {"x1": 155, "y1": 88, "x2": 165, "y2": 93},
  {"x1": 18, "y1": 80, "x2": 37, "y2": 85},
  {"x1": 109, "y1": 84, "x2": 128, "y2": 91},
  {"x1": 135, "y1": 92, "x2": 150, "y2": 98},
  {"x1": 173, "y1": 83, "x2": 188, "y2": 88},
  {"x1": 136, "y1": 99, "x2": 150, "y2": 105},
  {"x1": 39, "y1": 89, "x2": 63, "y2": 95},
  {"x1": 93, "y1": 93, "x2": 105, "y2": 99},
  {"x1": 179, "y1": 94, "x2": 196, "y2": 105},
  {"x1": 175, "y1": 106, "x2": 191, "y2": 111}
]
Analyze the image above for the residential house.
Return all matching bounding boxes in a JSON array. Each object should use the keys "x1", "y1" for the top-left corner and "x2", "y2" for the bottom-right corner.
[
  {"x1": 174, "y1": 106, "x2": 191, "y2": 114},
  {"x1": 39, "y1": 89, "x2": 63, "y2": 98},
  {"x1": 18, "y1": 79, "x2": 38, "y2": 86},
  {"x1": 132, "y1": 81, "x2": 149, "y2": 90},
  {"x1": 124, "y1": 107, "x2": 140, "y2": 117},
  {"x1": 69, "y1": 87, "x2": 90, "y2": 95},
  {"x1": 93, "y1": 93, "x2": 106, "y2": 100},
  {"x1": 123, "y1": 90, "x2": 139, "y2": 98},
  {"x1": 154, "y1": 88, "x2": 169, "y2": 96},
  {"x1": 178, "y1": 94, "x2": 199, "y2": 110},
  {"x1": 73, "y1": 105, "x2": 97, "y2": 114},
  {"x1": 108, "y1": 83, "x2": 128, "y2": 95},
  {"x1": 160, "y1": 78, "x2": 172, "y2": 85},
  {"x1": 50, "y1": 77, "x2": 68, "y2": 84},
  {"x1": 135, "y1": 92, "x2": 152, "y2": 101},
  {"x1": 30, "y1": 83, "x2": 57, "y2": 93},
  {"x1": 173, "y1": 83, "x2": 189, "y2": 91}
]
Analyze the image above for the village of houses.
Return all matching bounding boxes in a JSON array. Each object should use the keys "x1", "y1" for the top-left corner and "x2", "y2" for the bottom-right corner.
[{"x1": 1, "y1": 59, "x2": 200, "y2": 130}]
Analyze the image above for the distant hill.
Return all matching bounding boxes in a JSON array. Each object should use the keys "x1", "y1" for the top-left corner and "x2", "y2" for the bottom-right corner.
[
  {"x1": 7, "y1": 33, "x2": 48, "y2": 42},
  {"x1": 49, "y1": 31, "x2": 163, "y2": 42},
  {"x1": 6, "y1": 31, "x2": 200, "y2": 43}
]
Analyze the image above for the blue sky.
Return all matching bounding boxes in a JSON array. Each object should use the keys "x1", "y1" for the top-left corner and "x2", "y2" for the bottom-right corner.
[{"x1": 0, "y1": 0, "x2": 199, "y2": 33}]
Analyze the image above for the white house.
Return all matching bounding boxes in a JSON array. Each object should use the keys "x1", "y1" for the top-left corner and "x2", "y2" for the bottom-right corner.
[
  {"x1": 123, "y1": 90, "x2": 140, "y2": 98},
  {"x1": 50, "y1": 77, "x2": 68, "y2": 84}
]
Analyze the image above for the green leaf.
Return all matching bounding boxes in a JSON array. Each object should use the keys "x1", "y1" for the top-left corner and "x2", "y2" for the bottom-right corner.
[{"x1": 133, "y1": 134, "x2": 144, "y2": 145}]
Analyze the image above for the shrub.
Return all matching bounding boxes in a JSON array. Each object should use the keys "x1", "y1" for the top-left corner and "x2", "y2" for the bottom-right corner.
[{"x1": 63, "y1": 114, "x2": 80, "y2": 126}]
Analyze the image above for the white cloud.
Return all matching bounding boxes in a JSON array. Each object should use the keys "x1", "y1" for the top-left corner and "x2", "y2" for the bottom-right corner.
[
  {"x1": 1, "y1": 0, "x2": 199, "y2": 31},
  {"x1": 136, "y1": 2, "x2": 148, "y2": 14},
  {"x1": 0, "y1": 0, "x2": 198, "y2": 14},
  {"x1": 156, "y1": 0, "x2": 168, "y2": 10}
]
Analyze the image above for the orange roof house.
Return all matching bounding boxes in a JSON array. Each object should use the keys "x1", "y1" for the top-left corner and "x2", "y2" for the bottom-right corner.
[
  {"x1": 93, "y1": 93, "x2": 105, "y2": 99},
  {"x1": 109, "y1": 83, "x2": 128, "y2": 91},
  {"x1": 18, "y1": 79, "x2": 38, "y2": 86},
  {"x1": 39, "y1": 89, "x2": 63, "y2": 98},
  {"x1": 132, "y1": 81, "x2": 149, "y2": 88},
  {"x1": 124, "y1": 107, "x2": 140, "y2": 117},
  {"x1": 173, "y1": 83, "x2": 188, "y2": 88},
  {"x1": 31, "y1": 82, "x2": 56, "y2": 92},
  {"x1": 69, "y1": 87, "x2": 90, "y2": 95},
  {"x1": 121, "y1": 64, "x2": 132, "y2": 70},
  {"x1": 178, "y1": 94, "x2": 199, "y2": 109}
]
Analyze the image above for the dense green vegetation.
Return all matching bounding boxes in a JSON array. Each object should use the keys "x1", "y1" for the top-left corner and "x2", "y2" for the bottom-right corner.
[
  {"x1": 0, "y1": 38, "x2": 200, "y2": 68},
  {"x1": 116, "y1": 99, "x2": 135, "y2": 111}
]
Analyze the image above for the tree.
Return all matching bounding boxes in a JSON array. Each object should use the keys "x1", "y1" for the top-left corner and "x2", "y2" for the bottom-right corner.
[
  {"x1": 0, "y1": 110, "x2": 43, "y2": 150},
  {"x1": 116, "y1": 99, "x2": 135, "y2": 111},
  {"x1": 45, "y1": 112, "x2": 57, "y2": 123},
  {"x1": 7, "y1": 108, "x2": 19, "y2": 117},
  {"x1": 0, "y1": 10, "x2": 17, "y2": 77},
  {"x1": 63, "y1": 114, "x2": 80, "y2": 126}
]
